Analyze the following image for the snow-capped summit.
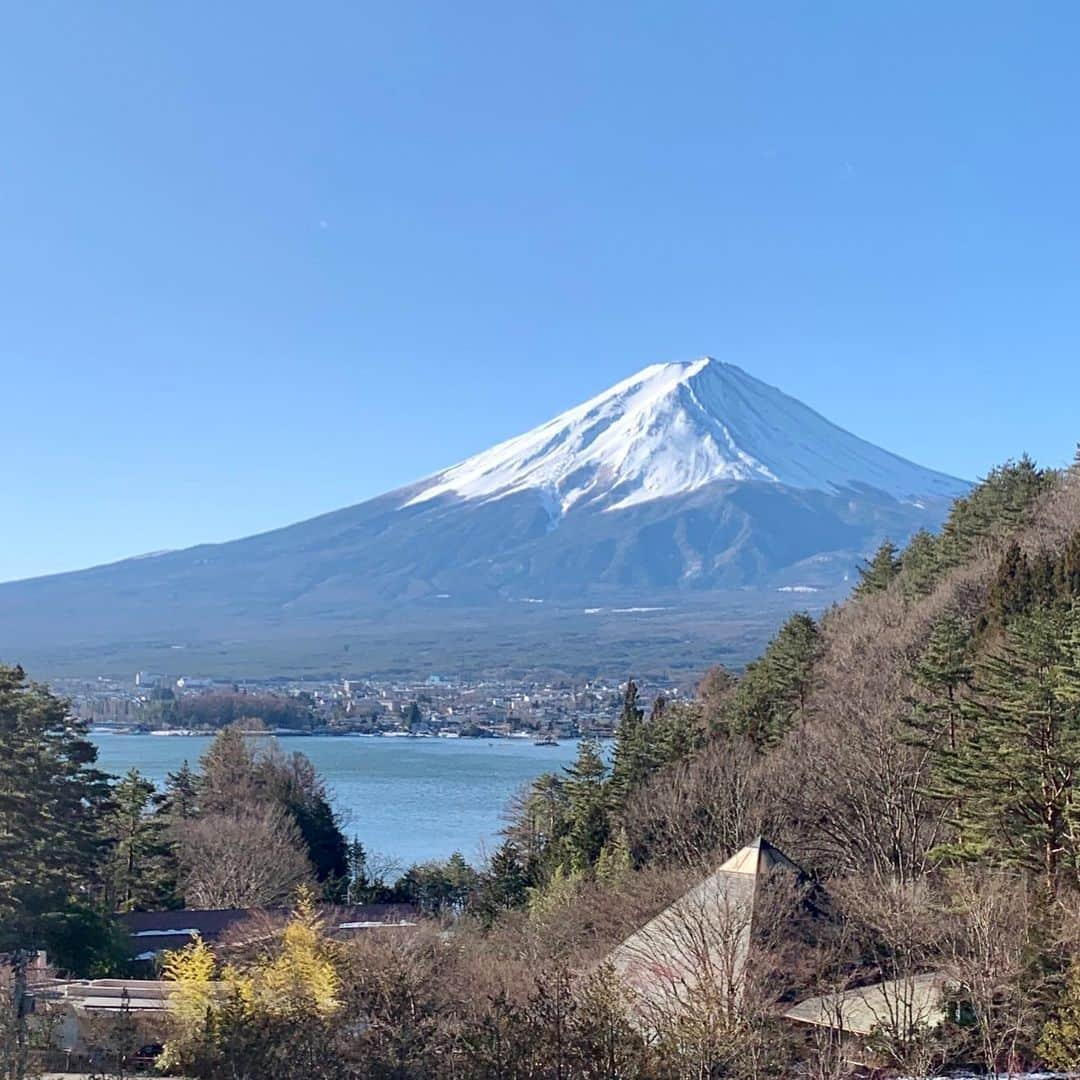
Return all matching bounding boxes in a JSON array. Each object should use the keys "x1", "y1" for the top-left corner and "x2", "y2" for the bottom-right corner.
[{"x1": 406, "y1": 358, "x2": 967, "y2": 516}]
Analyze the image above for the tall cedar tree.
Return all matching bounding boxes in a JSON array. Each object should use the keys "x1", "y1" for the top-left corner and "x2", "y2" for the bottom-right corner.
[
  {"x1": 0, "y1": 664, "x2": 111, "y2": 947},
  {"x1": 854, "y1": 539, "x2": 902, "y2": 598},
  {"x1": 156, "y1": 761, "x2": 198, "y2": 829},
  {"x1": 563, "y1": 737, "x2": 610, "y2": 872},
  {"x1": 608, "y1": 680, "x2": 651, "y2": 812},
  {"x1": 933, "y1": 607, "x2": 1080, "y2": 894},
  {"x1": 909, "y1": 613, "x2": 974, "y2": 755},
  {"x1": 104, "y1": 768, "x2": 177, "y2": 912},
  {"x1": 726, "y1": 612, "x2": 820, "y2": 748},
  {"x1": 473, "y1": 840, "x2": 530, "y2": 921}
]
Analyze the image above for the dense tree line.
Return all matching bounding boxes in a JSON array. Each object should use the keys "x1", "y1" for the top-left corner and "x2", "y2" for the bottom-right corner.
[
  {"x1": 399, "y1": 453, "x2": 1080, "y2": 1074},
  {"x1": 137, "y1": 689, "x2": 316, "y2": 731},
  {"x1": 0, "y1": 695, "x2": 350, "y2": 975}
]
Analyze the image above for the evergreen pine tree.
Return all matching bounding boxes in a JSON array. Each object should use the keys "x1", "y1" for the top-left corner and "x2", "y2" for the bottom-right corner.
[
  {"x1": 0, "y1": 664, "x2": 112, "y2": 949},
  {"x1": 1031, "y1": 548, "x2": 1059, "y2": 608},
  {"x1": 768, "y1": 613, "x2": 820, "y2": 724},
  {"x1": 399, "y1": 852, "x2": 478, "y2": 915},
  {"x1": 899, "y1": 529, "x2": 941, "y2": 599},
  {"x1": 1059, "y1": 530, "x2": 1080, "y2": 601},
  {"x1": 933, "y1": 609, "x2": 1080, "y2": 893},
  {"x1": 1057, "y1": 602, "x2": 1080, "y2": 702},
  {"x1": 935, "y1": 457, "x2": 1050, "y2": 573},
  {"x1": 345, "y1": 837, "x2": 370, "y2": 903},
  {"x1": 726, "y1": 612, "x2": 820, "y2": 748},
  {"x1": 652, "y1": 700, "x2": 704, "y2": 763},
  {"x1": 854, "y1": 540, "x2": 901, "y2": 598},
  {"x1": 512, "y1": 771, "x2": 569, "y2": 875},
  {"x1": 563, "y1": 738, "x2": 610, "y2": 872},
  {"x1": 984, "y1": 541, "x2": 1036, "y2": 629},
  {"x1": 698, "y1": 665, "x2": 737, "y2": 733},
  {"x1": 445, "y1": 851, "x2": 478, "y2": 911},
  {"x1": 198, "y1": 727, "x2": 258, "y2": 813},
  {"x1": 104, "y1": 768, "x2": 175, "y2": 912},
  {"x1": 258, "y1": 748, "x2": 349, "y2": 887},
  {"x1": 156, "y1": 760, "x2": 198, "y2": 829},
  {"x1": 608, "y1": 680, "x2": 654, "y2": 812},
  {"x1": 475, "y1": 841, "x2": 530, "y2": 920},
  {"x1": 595, "y1": 827, "x2": 632, "y2": 883},
  {"x1": 727, "y1": 661, "x2": 773, "y2": 746},
  {"x1": 910, "y1": 613, "x2": 973, "y2": 754}
]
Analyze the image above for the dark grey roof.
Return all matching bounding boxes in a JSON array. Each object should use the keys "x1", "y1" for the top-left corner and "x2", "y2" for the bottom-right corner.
[{"x1": 118, "y1": 903, "x2": 418, "y2": 956}]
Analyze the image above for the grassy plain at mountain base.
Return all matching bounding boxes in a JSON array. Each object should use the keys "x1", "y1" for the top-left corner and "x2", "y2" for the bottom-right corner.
[{"x1": 8, "y1": 587, "x2": 838, "y2": 682}]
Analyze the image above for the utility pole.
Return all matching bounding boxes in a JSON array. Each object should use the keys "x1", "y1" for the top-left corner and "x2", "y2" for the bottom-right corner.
[{"x1": 4, "y1": 948, "x2": 34, "y2": 1077}]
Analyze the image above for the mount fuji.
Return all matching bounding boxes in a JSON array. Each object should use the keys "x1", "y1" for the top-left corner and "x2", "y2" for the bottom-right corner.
[
  {"x1": 405, "y1": 358, "x2": 962, "y2": 516},
  {"x1": 0, "y1": 358, "x2": 968, "y2": 678}
]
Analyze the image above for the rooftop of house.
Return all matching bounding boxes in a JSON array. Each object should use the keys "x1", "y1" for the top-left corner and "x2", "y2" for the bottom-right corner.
[
  {"x1": 42, "y1": 978, "x2": 175, "y2": 1014},
  {"x1": 607, "y1": 836, "x2": 808, "y2": 1016},
  {"x1": 118, "y1": 902, "x2": 419, "y2": 959},
  {"x1": 784, "y1": 972, "x2": 949, "y2": 1037}
]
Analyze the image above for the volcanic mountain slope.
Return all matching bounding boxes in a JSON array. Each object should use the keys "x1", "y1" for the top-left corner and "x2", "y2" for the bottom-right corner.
[{"x1": 0, "y1": 358, "x2": 968, "y2": 675}]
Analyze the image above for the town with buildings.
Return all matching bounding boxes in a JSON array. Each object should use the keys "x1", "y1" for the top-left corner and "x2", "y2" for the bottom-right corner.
[{"x1": 54, "y1": 671, "x2": 682, "y2": 741}]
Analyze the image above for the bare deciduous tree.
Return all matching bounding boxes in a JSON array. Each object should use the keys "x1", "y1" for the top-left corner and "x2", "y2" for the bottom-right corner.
[
  {"x1": 827, "y1": 876, "x2": 950, "y2": 1075},
  {"x1": 177, "y1": 805, "x2": 313, "y2": 909},
  {"x1": 622, "y1": 738, "x2": 779, "y2": 871},
  {"x1": 938, "y1": 869, "x2": 1046, "y2": 1074}
]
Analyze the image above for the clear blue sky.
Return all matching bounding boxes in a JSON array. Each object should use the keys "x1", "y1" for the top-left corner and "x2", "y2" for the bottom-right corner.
[{"x1": 3, "y1": 3, "x2": 1079, "y2": 582}]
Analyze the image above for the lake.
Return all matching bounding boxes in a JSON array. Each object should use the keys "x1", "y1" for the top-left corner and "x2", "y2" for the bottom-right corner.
[{"x1": 90, "y1": 732, "x2": 582, "y2": 868}]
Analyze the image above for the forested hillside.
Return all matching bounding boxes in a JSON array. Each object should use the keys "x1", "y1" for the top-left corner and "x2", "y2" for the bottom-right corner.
[{"x1": 507, "y1": 455, "x2": 1078, "y2": 898}]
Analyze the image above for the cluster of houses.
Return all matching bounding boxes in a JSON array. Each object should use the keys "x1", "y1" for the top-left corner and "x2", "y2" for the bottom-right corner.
[
  {"x1": 12, "y1": 839, "x2": 955, "y2": 1073},
  {"x1": 7, "y1": 902, "x2": 419, "y2": 1071},
  {"x1": 64, "y1": 670, "x2": 678, "y2": 739}
]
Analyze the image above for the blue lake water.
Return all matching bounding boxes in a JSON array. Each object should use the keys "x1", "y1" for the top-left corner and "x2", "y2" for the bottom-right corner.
[{"x1": 90, "y1": 733, "x2": 582, "y2": 868}]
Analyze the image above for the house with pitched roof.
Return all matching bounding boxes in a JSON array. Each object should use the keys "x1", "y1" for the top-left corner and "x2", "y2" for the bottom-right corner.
[
  {"x1": 608, "y1": 836, "x2": 957, "y2": 1069},
  {"x1": 607, "y1": 837, "x2": 810, "y2": 1030}
]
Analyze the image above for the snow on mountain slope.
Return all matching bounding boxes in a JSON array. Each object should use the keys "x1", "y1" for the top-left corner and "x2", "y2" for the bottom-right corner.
[
  {"x1": 405, "y1": 358, "x2": 966, "y2": 516},
  {"x1": 0, "y1": 356, "x2": 973, "y2": 677}
]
